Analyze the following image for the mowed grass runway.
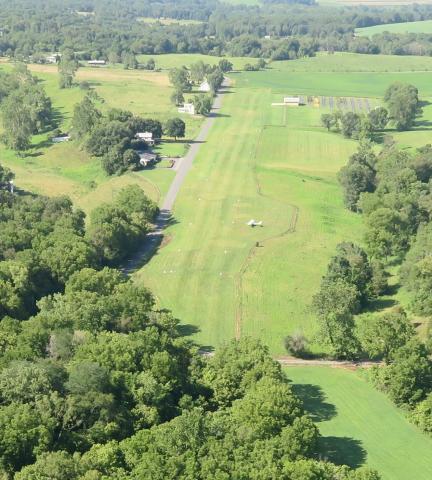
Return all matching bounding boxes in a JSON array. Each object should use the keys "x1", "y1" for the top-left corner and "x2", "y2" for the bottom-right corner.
[
  {"x1": 285, "y1": 366, "x2": 432, "y2": 480},
  {"x1": 137, "y1": 53, "x2": 432, "y2": 353},
  {"x1": 137, "y1": 76, "x2": 362, "y2": 353}
]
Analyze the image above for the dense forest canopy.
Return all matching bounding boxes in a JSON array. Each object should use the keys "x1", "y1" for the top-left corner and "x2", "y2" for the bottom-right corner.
[{"x1": 2, "y1": 0, "x2": 432, "y2": 59}]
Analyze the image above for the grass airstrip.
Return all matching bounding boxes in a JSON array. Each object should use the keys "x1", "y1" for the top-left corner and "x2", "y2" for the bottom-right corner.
[
  {"x1": 285, "y1": 366, "x2": 432, "y2": 480},
  {"x1": 137, "y1": 52, "x2": 432, "y2": 354}
]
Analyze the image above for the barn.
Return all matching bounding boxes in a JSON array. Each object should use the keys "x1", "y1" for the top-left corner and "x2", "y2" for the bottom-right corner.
[{"x1": 283, "y1": 96, "x2": 301, "y2": 106}]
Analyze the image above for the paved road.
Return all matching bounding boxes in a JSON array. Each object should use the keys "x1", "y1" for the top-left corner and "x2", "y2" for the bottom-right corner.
[{"x1": 122, "y1": 79, "x2": 230, "y2": 273}]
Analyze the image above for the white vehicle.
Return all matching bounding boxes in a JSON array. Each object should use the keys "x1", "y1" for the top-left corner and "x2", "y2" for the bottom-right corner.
[{"x1": 247, "y1": 219, "x2": 263, "y2": 227}]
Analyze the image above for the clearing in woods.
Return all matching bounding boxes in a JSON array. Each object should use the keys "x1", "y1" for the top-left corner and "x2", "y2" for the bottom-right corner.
[
  {"x1": 136, "y1": 53, "x2": 432, "y2": 354},
  {"x1": 356, "y1": 19, "x2": 432, "y2": 36},
  {"x1": 285, "y1": 366, "x2": 432, "y2": 480}
]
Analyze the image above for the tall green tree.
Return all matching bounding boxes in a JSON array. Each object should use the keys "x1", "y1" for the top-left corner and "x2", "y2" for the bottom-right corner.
[
  {"x1": 384, "y1": 82, "x2": 419, "y2": 131},
  {"x1": 71, "y1": 95, "x2": 101, "y2": 139},
  {"x1": 58, "y1": 49, "x2": 79, "y2": 89}
]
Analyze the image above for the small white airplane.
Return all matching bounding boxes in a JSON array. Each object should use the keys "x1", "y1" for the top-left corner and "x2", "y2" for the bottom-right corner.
[{"x1": 247, "y1": 219, "x2": 263, "y2": 227}]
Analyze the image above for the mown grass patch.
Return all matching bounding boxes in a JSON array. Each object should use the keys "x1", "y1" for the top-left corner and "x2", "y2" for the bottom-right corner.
[{"x1": 285, "y1": 366, "x2": 432, "y2": 480}]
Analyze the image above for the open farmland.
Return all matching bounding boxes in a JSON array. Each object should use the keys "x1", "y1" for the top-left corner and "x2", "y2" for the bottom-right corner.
[
  {"x1": 356, "y1": 19, "x2": 432, "y2": 36},
  {"x1": 0, "y1": 63, "x2": 200, "y2": 215},
  {"x1": 136, "y1": 53, "x2": 432, "y2": 354},
  {"x1": 285, "y1": 366, "x2": 432, "y2": 480}
]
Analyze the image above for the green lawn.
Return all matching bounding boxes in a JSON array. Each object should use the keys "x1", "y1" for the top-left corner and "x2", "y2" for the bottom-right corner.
[
  {"x1": 356, "y1": 19, "x2": 432, "y2": 36},
  {"x1": 285, "y1": 366, "x2": 432, "y2": 480}
]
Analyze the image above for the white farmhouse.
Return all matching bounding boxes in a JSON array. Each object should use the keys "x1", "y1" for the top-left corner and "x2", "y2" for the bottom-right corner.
[
  {"x1": 178, "y1": 103, "x2": 195, "y2": 115},
  {"x1": 136, "y1": 132, "x2": 155, "y2": 145},
  {"x1": 199, "y1": 80, "x2": 211, "y2": 92}
]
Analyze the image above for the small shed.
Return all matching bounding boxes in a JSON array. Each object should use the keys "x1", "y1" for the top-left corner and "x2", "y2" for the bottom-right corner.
[
  {"x1": 139, "y1": 152, "x2": 157, "y2": 167},
  {"x1": 136, "y1": 132, "x2": 155, "y2": 145},
  {"x1": 283, "y1": 96, "x2": 301, "y2": 106},
  {"x1": 88, "y1": 60, "x2": 106, "y2": 66},
  {"x1": 51, "y1": 134, "x2": 70, "y2": 143},
  {"x1": 46, "y1": 54, "x2": 60, "y2": 64},
  {"x1": 199, "y1": 80, "x2": 211, "y2": 92},
  {"x1": 178, "y1": 103, "x2": 195, "y2": 115}
]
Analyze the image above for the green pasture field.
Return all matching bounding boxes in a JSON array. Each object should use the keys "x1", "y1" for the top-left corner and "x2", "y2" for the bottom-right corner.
[
  {"x1": 356, "y1": 19, "x2": 432, "y2": 36},
  {"x1": 136, "y1": 53, "x2": 432, "y2": 354},
  {"x1": 285, "y1": 366, "x2": 432, "y2": 480},
  {"x1": 272, "y1": 51, "x2": 432, "y2": 73},
  {"x1": 239, "y1": 68, "x2": 432, "y2": 97},
  {"x1": 0, "y1": 63, "x2": 199, "y2": 215},
  {"x1": 137, "y1": 53, "x2": 257, "y2": 71}
]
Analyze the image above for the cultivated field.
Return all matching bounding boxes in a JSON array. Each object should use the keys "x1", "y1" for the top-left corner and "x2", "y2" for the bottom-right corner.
[
  {"x1": 136, "y1": 52, "x2": 432, "y2": 354},
  {"x1": 357, "y1": 19, "x2": 432, "y2": 36},
  {"x1": 0, "y1": 63, "x2": 199, "y2": 215},
  {"x1": 285, "y1": 366, "x2": 432, "y2": 480}
]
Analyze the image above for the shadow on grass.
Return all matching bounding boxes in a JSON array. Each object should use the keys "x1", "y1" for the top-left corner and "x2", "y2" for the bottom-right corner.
[
  {"x1": 291, "y1": 383, "x2": 337, "y2": 422},
  {"x1": 177, "y1": 324, "x2": 200, "y2": 336},
  {"x1": 318, "y1": 436, "x2": 367, "y2": 469}
]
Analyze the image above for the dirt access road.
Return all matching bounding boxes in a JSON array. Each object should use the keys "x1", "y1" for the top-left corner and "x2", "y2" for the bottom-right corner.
[{"x1": 122, "y1": 78, "x2": 230, "y2": 273}]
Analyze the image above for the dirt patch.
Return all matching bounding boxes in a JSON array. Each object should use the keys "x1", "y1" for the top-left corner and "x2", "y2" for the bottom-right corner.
[{"x1": 160, "y1": 232, "x2": 173, "y2": 249}]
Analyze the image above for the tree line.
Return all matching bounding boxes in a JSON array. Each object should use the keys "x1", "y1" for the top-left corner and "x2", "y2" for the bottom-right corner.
[
  {"x1": 3, "y1": 0, "x2": 432, "y2": 63},
  {"x1": 306, "y1": 84, "x2": 432, "y2": 434},
  {"x1": 0, "y1": 65, "x2": 53, "y2": 154}
]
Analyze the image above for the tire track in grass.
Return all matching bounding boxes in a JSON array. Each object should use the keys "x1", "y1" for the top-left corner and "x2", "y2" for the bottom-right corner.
[{"x1": 234, "y1": 122, "x2": 300, "y2": 339}]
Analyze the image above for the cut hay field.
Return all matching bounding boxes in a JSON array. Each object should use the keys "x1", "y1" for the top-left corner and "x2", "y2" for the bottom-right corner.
[
  {"x1": 0, "y1": 63, "x2": 198, "y2": 215},
  {"x1": 356, "y1": 19, "x2": 432, "y2": 36},
  {"x1": 136, "y1": 52, "x2": 432, "y2": 354},
  {"x1": 285, "y1": 366, "x2": 432, "y2": 480}
]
